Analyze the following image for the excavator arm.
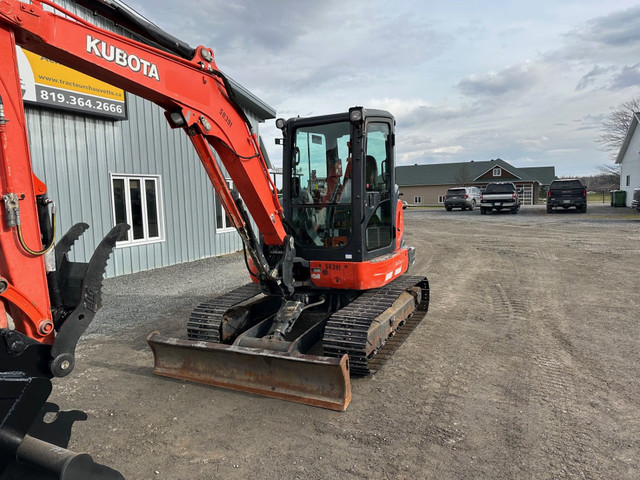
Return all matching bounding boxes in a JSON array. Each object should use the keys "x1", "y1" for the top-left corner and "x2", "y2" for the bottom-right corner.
[
  {"x1": 0, "y1": 0, "x2": 291, "y2": 339},
  {"x1": 0, "y1": 0, "x2": 297, "y2": 477},
  {"x1": 6, "y1": 0, "x2": 286, "y2": 250}
]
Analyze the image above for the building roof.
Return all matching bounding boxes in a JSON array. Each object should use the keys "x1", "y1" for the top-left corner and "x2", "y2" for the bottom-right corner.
[
  {"x1": 75, "y1": 0, "x2": 276, "y2": 122},
  {"x1": 615, "y1": 112, "x2": 640, "y2": 164},
  {"x1": 258, "y1": 135, "x2": 273, "y2": 169},
  {"x1": 228, "y1": 76, "x2": 276, "y2": 121},
  {"x1": 516, "y1": 166, "x2": 557, "y2": 185},
  {"x1": 396, "y1": 159, "x2": 556, "y2": 186}
]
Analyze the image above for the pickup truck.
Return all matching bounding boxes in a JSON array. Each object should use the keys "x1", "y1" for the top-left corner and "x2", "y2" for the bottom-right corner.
[
  {"x1": 546, "y1": 179, "x2": 587, "y2": 213},
  {"x1": 480, "y1": 182, "x2": 521, "y2": 214}
]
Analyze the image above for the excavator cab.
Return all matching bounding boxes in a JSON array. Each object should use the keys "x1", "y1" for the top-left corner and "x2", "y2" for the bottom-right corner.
[
  {"x1": 281, "y1": 107, "x2": 397, "y2": 268},
  {"x1": 149, "y1": 108, "x2": 427, "y2": 411}
]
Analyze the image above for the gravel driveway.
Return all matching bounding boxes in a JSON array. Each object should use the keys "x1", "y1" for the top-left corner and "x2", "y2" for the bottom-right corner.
[{"x1": 50, "y1": 203, "x2": 640, "y2": 479}]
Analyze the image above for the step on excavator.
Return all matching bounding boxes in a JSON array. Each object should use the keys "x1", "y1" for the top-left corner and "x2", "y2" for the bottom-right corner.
[{"x1": 0, "y1": 0, "x2": 428, "y2": 477}]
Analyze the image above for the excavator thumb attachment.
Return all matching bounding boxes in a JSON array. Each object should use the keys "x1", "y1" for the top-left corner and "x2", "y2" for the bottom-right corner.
[{"x1": 147, "y1": 332, "x2": 351, "y2": 411}]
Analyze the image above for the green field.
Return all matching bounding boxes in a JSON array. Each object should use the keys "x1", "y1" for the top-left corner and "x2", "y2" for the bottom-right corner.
[
  {"x1": 587, "y1": 192, "x2": 611, "y2": 203},
  {"x1": 538, "y1": 192, "x2": 618, "y2": 204}
]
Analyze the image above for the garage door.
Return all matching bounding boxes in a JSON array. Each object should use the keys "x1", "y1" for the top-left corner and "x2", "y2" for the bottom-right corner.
[{"x1": 521, "y1": 185, "x2": 533, "y2": 205}]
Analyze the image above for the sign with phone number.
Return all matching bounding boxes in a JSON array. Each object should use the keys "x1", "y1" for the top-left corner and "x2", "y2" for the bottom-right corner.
[
  {"x1": 36, "y1": 86, "x2": 125, "y2": 117},
  {"x1": 17, "y1": 47, "x2": 127, "y2": 120}
]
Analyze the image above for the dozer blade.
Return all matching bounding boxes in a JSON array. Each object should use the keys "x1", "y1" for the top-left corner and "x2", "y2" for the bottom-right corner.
[{"x1": 147, "y1": 332, "x2": 351, "y2": 411}]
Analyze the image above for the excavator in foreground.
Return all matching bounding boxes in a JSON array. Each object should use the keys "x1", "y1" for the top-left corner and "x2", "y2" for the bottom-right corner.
[{"x1": 0, "y1": 0, "x2": 428, "y2": 477}]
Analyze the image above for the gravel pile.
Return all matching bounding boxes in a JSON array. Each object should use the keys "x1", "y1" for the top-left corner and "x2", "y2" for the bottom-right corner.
[{"x1": 87, "y1": 252, "x2": 249, "y2": 336}]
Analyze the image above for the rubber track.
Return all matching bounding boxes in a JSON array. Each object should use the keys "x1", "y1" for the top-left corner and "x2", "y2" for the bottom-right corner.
[
  {"x1": 323, "y1": 275, "x2": 428, "y2": 376},
  {"x1": 187, "y1": 283, "x2": 263, "y2": 342}
]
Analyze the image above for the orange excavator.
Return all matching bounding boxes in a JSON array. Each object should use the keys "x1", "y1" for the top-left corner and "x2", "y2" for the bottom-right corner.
[{"x1": 0, "y1": 0, "x2": 428, "y2": 477}]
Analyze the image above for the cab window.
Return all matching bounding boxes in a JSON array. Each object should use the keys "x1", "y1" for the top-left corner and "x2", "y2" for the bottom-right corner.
[
  {"x1": 290, "y1": 121, "x2": 352, "y2": 248},
  {"x1": 364, "y1": 123, "x2": 393, "y2": 252}
]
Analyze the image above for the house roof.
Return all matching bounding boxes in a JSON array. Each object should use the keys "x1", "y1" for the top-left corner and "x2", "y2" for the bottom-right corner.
[
  {"x1": 396, "y1": 159, "x2": 556, "y2": 187},
  {"x1": 517, "y1": 166, "x2": 557, "y2": 185},
  {"x1": 615, "y1": 112, "x2": 640, "y2": 164}
]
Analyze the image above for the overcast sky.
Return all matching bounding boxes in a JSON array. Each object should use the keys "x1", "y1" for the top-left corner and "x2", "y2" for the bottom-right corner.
[{"x1": 125, "y1": 0, "x2": 640, "y2": 176}]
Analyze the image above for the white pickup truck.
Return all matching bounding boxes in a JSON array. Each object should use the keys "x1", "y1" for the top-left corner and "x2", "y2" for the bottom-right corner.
[{"x1": 480, "y1": 182, "x2": 521, "y2": 214}]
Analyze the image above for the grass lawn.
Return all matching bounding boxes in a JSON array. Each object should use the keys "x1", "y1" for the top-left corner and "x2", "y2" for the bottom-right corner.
[
  {"x1": 587, "y1": 192, "x2": 614, "y2": 204},
  {"x1": 537, "y1": 193, "x2": 615, "y2": 204}
]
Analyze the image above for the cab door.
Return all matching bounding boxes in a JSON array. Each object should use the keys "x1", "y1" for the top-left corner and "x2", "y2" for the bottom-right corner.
[{"x1": 363, "y1": 120, "x2": 395, "y2": 259}]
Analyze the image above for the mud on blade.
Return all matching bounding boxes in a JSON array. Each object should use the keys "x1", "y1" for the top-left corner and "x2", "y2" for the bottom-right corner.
[{"x1": 147, "y1": 333, "x2": 351, "y2": 411}]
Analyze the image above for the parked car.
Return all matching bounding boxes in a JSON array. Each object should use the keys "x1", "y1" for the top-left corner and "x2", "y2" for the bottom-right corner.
[
  {"x1": 444, "y1": 186, "x2": 482, "y2": 211},
  {"x1": 547, "y1": 179, "x2": 587, "y2": 213},
  {"x1": 632, "y1": 188, "x2": 640, "y2": 212},
  {"x1": 480, "y1": 182, "x2": 521, "y2": 214}
]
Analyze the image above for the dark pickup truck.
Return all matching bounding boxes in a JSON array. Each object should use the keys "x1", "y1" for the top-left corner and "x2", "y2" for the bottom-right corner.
[
  {"x1": 547, "y1": 179, "x2": 587, "y2": 213},
  {"x1": 480, "y1": 182, "x2": 521, "y2": 214}
]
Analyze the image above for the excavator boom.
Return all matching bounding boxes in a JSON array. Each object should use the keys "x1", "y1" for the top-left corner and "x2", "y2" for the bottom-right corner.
[{"x1": 0, "y1": 0, "x2": 430, "y2": 475}]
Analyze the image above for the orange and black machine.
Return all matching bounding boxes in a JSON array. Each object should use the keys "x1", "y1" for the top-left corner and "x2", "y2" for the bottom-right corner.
[{"x1": 0, "y1": 1, "x2": 428, "y2": 477}]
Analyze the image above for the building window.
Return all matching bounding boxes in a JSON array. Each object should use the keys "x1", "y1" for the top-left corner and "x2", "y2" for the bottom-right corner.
[
  {"x1": 493, "y1": 167, "x2": 501, "y2": 177},
  {"x1": 111, "y1": 174, "x2": 164, "y2": 246},
  {"x1": 627, "y1": 175, "x2": 631, "y2": 187},
  {"x1": 414, "y1": 196, "x2": 422, "y2": 205},
  {"x1": 215, "y1": 179, "x2": 235, "y2": 231},
  {"x1": 438, "y1": 195, "x2": 445, "y2": 203}
]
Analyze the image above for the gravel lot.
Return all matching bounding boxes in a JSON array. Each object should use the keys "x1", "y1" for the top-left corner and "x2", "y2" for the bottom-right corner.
[{"x1": 50, "y1": 203, "x2": 640, "y2": 479}]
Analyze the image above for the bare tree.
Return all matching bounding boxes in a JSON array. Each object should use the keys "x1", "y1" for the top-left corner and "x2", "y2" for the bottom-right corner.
[
  {"x1": 578, "y1": 165, "x2": 619, "y2": 194},
  {"x1": 597, "y1": 97, "x2": 640, "y2": 160},
  {"x1": 454, "y1": 162, "x2": 471, "y2": 185},
  {"x1": 597, "y1": 163, "x2": 621, "y2": 176},
  {"x1": 596, "y1": 164, "x2": 620, "y2": 191}
]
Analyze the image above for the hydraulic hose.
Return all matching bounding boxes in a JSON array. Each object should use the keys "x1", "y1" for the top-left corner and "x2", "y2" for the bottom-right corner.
[
  {"x1": 16, "y1": 205, "x2": 56, "y2": 256},
  {"x1": 0, "y1": 95, "x2": 56, "y2": 257}
]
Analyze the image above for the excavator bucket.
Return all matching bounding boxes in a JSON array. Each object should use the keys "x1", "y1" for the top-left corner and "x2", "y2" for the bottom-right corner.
[{"x1": 147, "y1": 332, "x2": 351, "y2": 411}]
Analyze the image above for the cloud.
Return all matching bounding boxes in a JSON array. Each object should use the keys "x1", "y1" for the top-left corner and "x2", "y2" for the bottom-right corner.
[
  {"x1": 119, "y1": 0, "x2": 622, "y2": 176},
  {"x1": 516, "y1": 135, "x2": 549, "y2": 150},
  {"x1": 378, "y1": 101, "x2": 474, "y2": 130},
  {"x1": 576, "y1": 65, "x2": 609, "y2": 90},
  {"x1": 126, "y1": 0, "x2": 327, "y2": 54},
  {"x1": 432, "y1": 146, "x2": 464, "y2": 155},
  {"x1": 573, "y1": 63, "x2": 640, "y2": 92},
  {"x1": 541, "y1": 7, "x2": 640, "y2": 93},
  {"x1": 549, "y1": 5, "x2": 640, "y2": 67},
  {"x1": 457, "y1": 64, "x2": 539, "y2": 97},
  {"x1": 568, "y1": 5, "x2": 640, "y2": 48},
  {"x1": 126, "y1": 0, "x2": 450, "y2": 107},
  {"x1": 573, "y1": 113, "x2": 606, "y2": 131},
  {"x1": 609, "y1": 63, "x2": 640, "y2": 90}
]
